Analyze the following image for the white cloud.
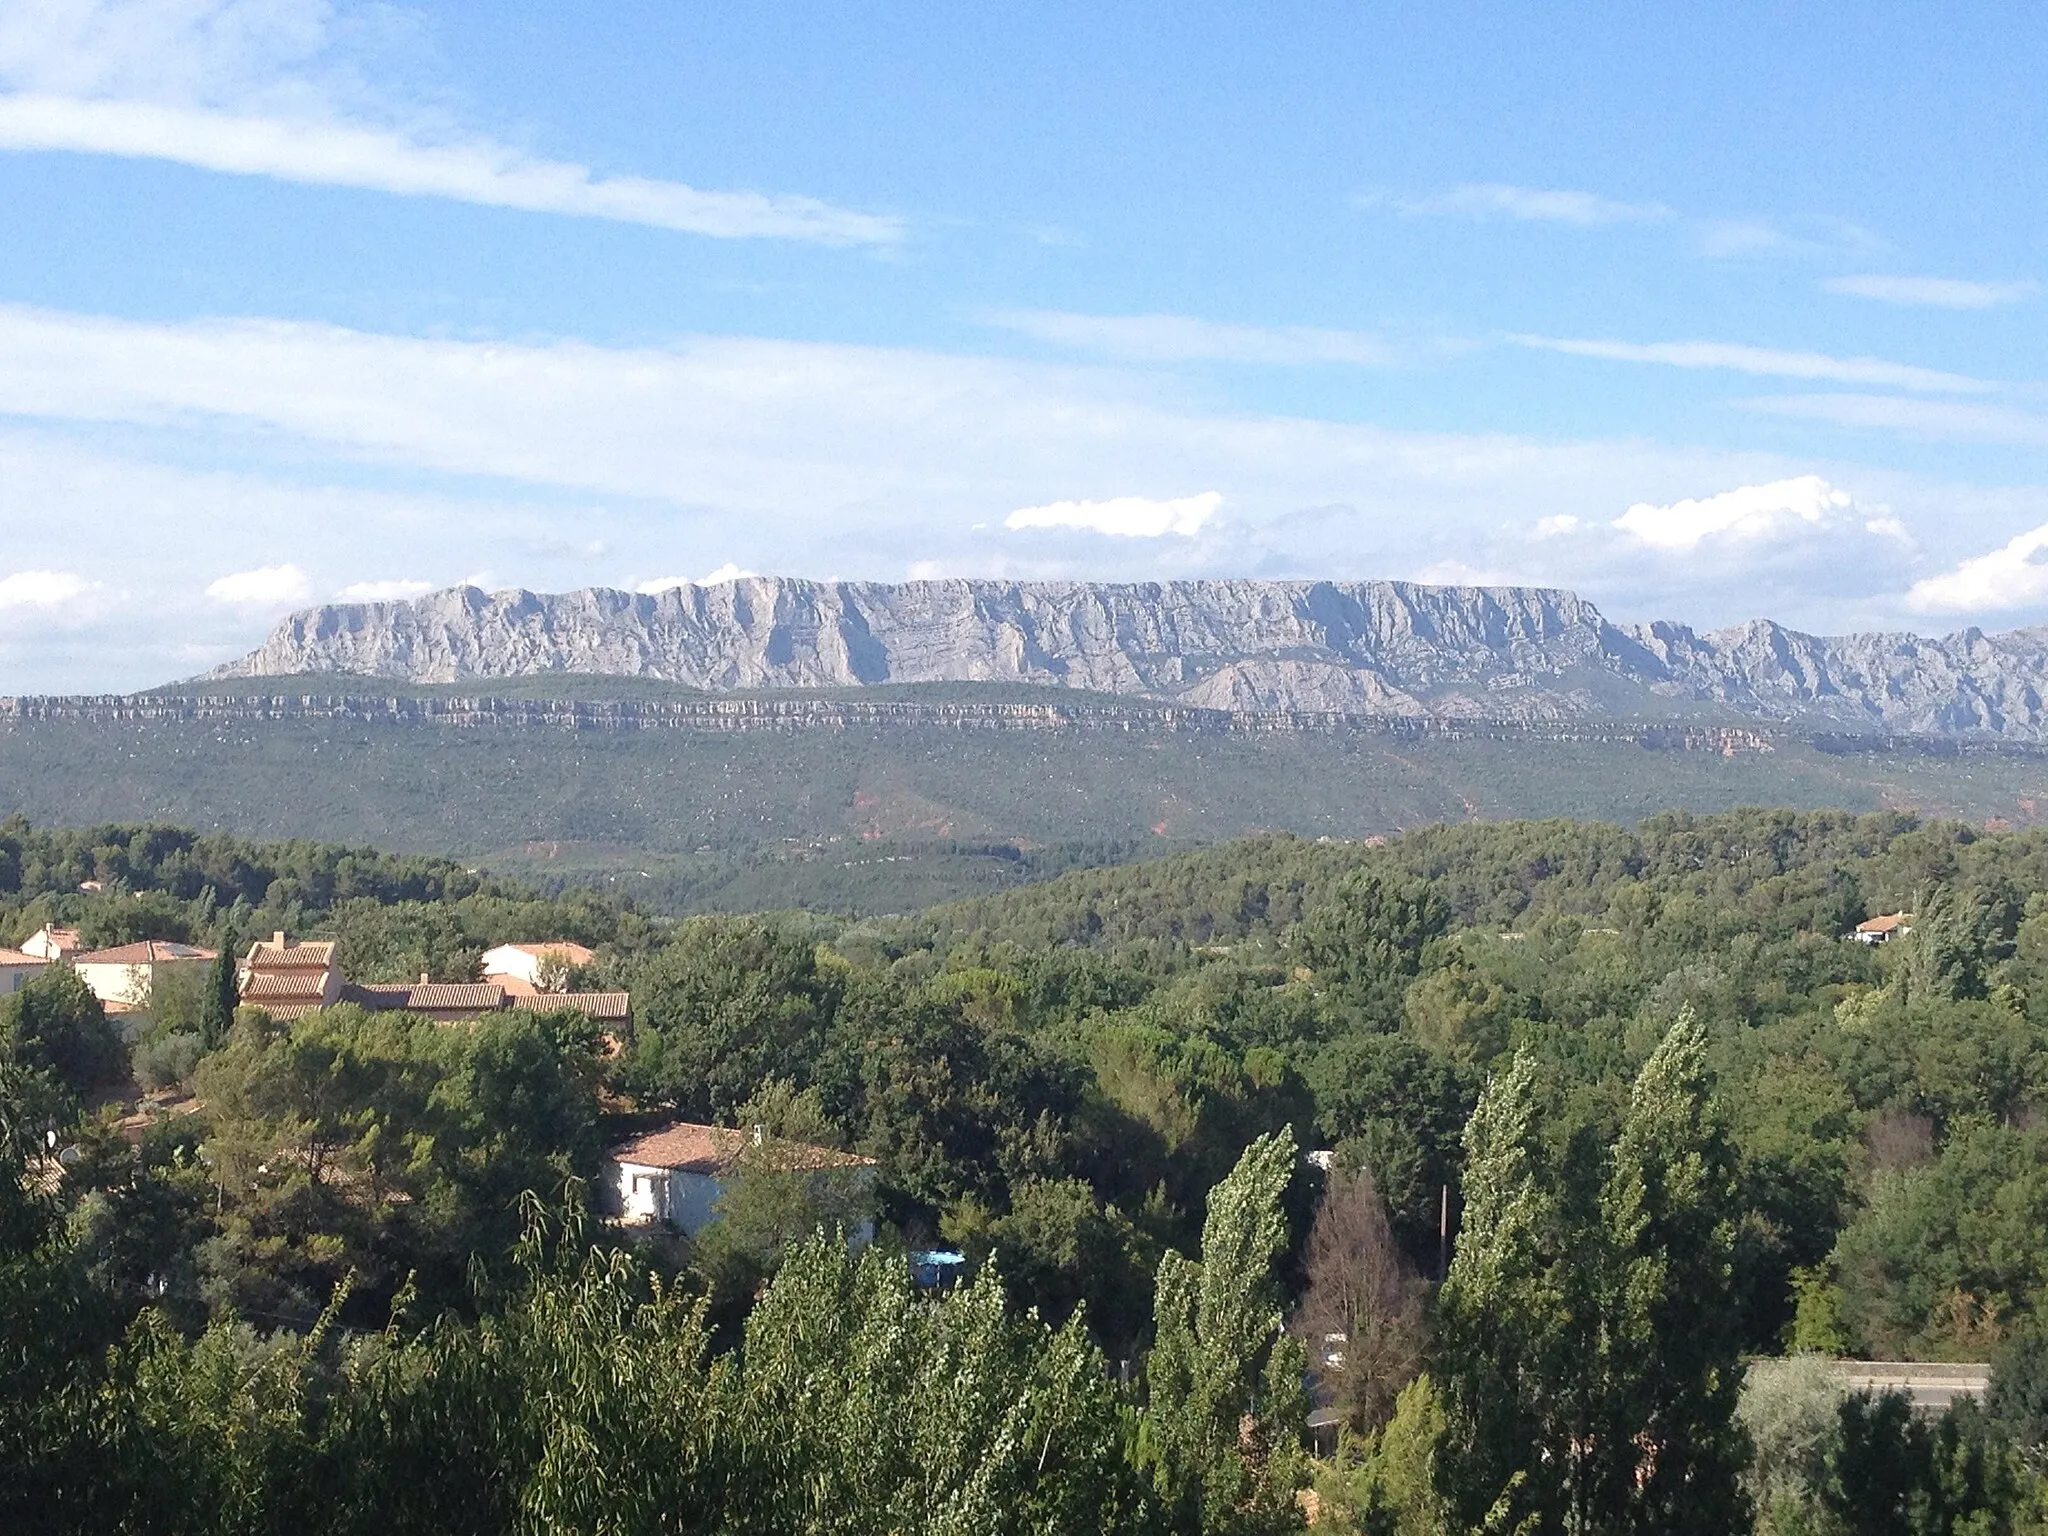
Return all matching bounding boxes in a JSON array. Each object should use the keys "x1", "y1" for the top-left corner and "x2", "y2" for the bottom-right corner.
[
  {"x1": 0, "y1": 2, "x2": 896, "y2": 245},
  {"x1": 0, "y1": 95, "x2": 900, "y2": 245},
  {"x1": 1742, "y1": 393, "x2": 2048, "y2": 446},
  {"x1": 1390, "y1": 183, "x2": 1671, "y2": 226},
  {"x1": 1006, "y1": 492, "x2": 1222, "y2": 539},
  {"x1": 1825, "y1": 274, "x2": 2036, "y2": 310},
  {"x1": 0, "y1": 568, "x2": 90, "y2": 608},
  {"x1": 1409, "y1": 558, "x2": 1524, "y2": 586},
  {"x1": 1695, "y1": 217, "x2": 1886, "y2": 262},
  {"x1": 633, "y1": 563, "x2": 758, "y2": 593},
  {"x1": 5, "y1": 301, "x2": 2036, "y2": 686},
  {"x1": 1908, "y1": 524, "x2": 2048, "y2": 613},
  {"x1": 1612, "y1": 475, "x2": 1860, "y2": 551},
  {"x1": 1533, "y1": 514, "x2": 1582, "y2": 539},
  {"x1": 1510, "y1": 334, "x2": 1988, "y2": 394},
  {"x1": 205, "y1": 563, "x2": 311, "y2": 606},
  {"x1": 984, "y1": 309, "x2": 1396, "y2": 366},
  {"x1": 905, "y1": 560, "x2": 948, "y2": 580},
  {"x1": 334, "y1": 577, "x2": 433, "y2": 602}
]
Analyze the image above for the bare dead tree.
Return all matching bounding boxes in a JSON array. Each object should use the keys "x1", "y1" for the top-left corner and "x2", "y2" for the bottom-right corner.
[{"x1": 1294, "y1": 1165, "x2": 1428, "y2": 1434}]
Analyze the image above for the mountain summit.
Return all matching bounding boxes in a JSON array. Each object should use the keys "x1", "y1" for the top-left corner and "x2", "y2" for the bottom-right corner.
[{"x1": 206, "y1": 578, "x2": 2048, "y2": 738}]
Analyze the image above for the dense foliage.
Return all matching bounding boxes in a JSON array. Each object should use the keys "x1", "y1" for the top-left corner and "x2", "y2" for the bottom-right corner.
[{"x1": 12, "y1": 806, "x2": 2048, "y2": 1531}]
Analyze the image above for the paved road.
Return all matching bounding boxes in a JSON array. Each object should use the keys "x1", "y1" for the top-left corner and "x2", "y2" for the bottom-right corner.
[{"x1": 1833, "y1": 1361, "x2": 1991, "y2": 1414}]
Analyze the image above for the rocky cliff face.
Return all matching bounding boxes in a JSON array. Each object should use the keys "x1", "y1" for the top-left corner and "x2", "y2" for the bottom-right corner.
[{"x1": 206, "y1": 578, "x2": 2048, "y2": 738}]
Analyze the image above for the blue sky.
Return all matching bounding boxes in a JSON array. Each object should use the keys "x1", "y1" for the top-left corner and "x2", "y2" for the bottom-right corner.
[{"x1": 2, "y1": 0, "x2": 2046, "y2": 689}]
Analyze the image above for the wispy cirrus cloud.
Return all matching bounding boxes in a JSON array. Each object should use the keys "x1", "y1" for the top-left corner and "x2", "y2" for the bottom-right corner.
[
  {"x1": 1741, "y1": 393, "x2": 2048, "y2": 446},
  {"x1": 1509, "y1": 334, "x2": 1989, "y2": 395},
  {"x1": 982, "y1": 309, "x2": 1397, "y2": 365},
  {"x1": 1824, "y1": 273, "x2": 2038, "y2": 310},
  {"x1": 0, "y1": 1, "x2": 899, "y2": 245},
  {"x1": 1384, "y1": 182, "x2": 1673, "y2": 226}
]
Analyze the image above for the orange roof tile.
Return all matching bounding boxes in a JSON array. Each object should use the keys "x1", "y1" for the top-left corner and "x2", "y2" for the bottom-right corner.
[
  {"x1": 512, "y1": 991, "x2": 630, "y2": 1021},
  {"x1": 607, "y1": 1120, "x2": 874, "y2": 1175}
]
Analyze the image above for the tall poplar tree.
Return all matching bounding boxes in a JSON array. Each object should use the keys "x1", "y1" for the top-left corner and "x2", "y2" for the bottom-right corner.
[
  {"x1": 1142, "y1": 1127, "x2": 1309, "y2": 1536},
  {"x1": 1435, "y1": 1016, "x2": 1749, "y2": 1535}
]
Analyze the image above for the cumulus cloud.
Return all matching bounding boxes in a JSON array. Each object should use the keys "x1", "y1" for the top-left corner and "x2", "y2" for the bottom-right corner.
[
  {"x1": 1006, "y1": 492, "x2": 1222, "y2": 539},
  {"x1": 0, "y1": 569, "x2": 91, "y2": 608},
  {"x1": 633, "y1": 563, "x2": 758, "y2": 593},
  {"x1": 1824, "y1": 274, "x2": 2035, "y2": 309},
  {"x1": 1908, "y1": 525, "x2": 2048, "y2": 613},
  {"x1": 983, "y1": 309, "x2": 1396, "y2": 366},
  {"x1": 1611, "y1": 476, "x2": 1871, "y2": 551},
  {"x1": 1510, "y1": 334, "x2": 1987, "y2": 394},
  {"x1": 205, "y1": 563, "x2": 312, "y2": 606},
  {"x1": 1389, "y1": 183, "x2": 1672, "y2": 226},
  {"x1": 335, "y1": 578, "x2": 433, "y2": 602},
  {"x1": 0, "y1": 3, "x2": 897, "y2": 245}
]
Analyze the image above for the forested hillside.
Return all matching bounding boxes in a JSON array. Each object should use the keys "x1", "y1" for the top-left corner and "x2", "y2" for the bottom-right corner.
[
  {"x1": 10, "y1": 701, "x2": 2048, "y2": 913},
  {"x1": 9, "y1": 809, "x2": 2048, "y2": 1531}
]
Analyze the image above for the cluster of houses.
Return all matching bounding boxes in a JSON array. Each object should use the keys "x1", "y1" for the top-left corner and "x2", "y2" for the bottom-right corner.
[
  {"x1": 0, "y1": 925, "x2": 629, "y2": 1027},
  {"x1": 1, "y1": 922, "x2": 868, "y2": 1239}
]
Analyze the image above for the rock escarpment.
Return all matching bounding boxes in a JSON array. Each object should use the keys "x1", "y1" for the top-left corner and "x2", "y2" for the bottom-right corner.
[{"x1": 207, "y1": 578, "x2": 2048, "y2": 738}]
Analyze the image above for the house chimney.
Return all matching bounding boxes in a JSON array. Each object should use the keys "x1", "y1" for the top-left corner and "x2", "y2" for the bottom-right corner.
[
  {"x1": 420, "y1": 971, "x2": 431, "y2": 984},
  {"x1": 273, "y1": 931, "x2": 286, "y2": 949}
]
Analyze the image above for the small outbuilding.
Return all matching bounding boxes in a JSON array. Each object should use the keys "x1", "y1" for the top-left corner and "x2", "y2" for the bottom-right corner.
[
  {"x1": 1855, "y1": 913, "x2": 1915, "y2": 945},
  {"x1": 72, "y1": 940, "x2": 216, "y2": 1010},
  {"x1": 604, "y1": 1120, "x2": 878, "y2": 1240}
]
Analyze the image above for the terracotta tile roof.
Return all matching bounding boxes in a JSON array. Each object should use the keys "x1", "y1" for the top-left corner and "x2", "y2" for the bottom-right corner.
[
  {"x1": 258, "y1": 1002, "x2": 328, "y2": 1020},
  {"x1": 243, "y1": 972, "x2": 330, "y2": 1000},
  {"x1": 0, "y1": 948, "x2": 46, "y2": 966},
  {"x1": 607, "y1": 1120, "x2": 875, "y2": 1175},
  {"x1": 344, "y1": 983, "x2": 416, "y2": 1009},
  {"x1": 405, "y1": 982, "x2": 505, "y2": 1012},
  {"x1": 512, "y1": 991, "x2": 631, "y2": 1021},
  {"x1": 1857, "y1": 913, "x2": 1915, "y2": 934},
  {"x1": 244, "y1": 936, "x2": 337, "y2": 968},
  {"x1": 73, "y1": 940, "x2": 216, "y2": 966}
]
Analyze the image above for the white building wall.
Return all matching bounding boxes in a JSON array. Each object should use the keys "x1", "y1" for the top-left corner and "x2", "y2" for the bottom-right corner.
[
  {"x1": 75, "y1": 962, "x2": 151, "y2": 1008},
  {"x1": 0, "y1": 961, "x2": 46, "y2": 996},
  {"x1": 480, "y1": 945, "x2": 542, "y2": 985}
]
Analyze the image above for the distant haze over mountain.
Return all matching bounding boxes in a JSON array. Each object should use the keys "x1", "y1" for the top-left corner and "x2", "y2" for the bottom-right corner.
[{"x1": 205, "y1": 578, "x2": 2048, "y2": 739}]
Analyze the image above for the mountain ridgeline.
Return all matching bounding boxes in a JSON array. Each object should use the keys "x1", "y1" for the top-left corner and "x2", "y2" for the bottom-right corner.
[{"x1": 208, "y1": 577, "x2": 2048, "y2": 738}]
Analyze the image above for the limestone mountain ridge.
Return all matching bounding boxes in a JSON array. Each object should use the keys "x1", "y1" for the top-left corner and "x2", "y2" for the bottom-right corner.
[{"x1": 204, "y1": 577, "x2": 2048, "y2": 739}]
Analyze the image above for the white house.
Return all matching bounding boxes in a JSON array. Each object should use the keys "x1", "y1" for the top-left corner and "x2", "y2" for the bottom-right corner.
[
  {"x1": 1855, "y1": 913, "x2": 1915, "y2": 945},
  {"x1": 19, "y1": 924, "x2": 83, "y2": 961},
  {"x1": 605, "y1": 1120, "x2": 878, "y2": 1241},
  {"x1": 480, "y1": 941, "x2": 596, "y2": 995},
  {"x1": 71, "y1": 940, "x2": 216, "y2": 1010},
  {"x1": 0, "y1": 947, "x2": 49, "y2": 996}
]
